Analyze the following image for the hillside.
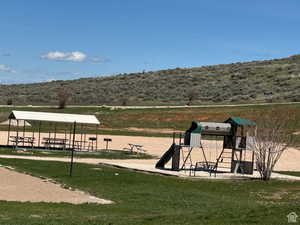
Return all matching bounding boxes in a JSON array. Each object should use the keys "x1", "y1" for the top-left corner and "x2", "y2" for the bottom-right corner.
[{"x1": 2, "y1": 54, "x2": 300, "y2": 106}]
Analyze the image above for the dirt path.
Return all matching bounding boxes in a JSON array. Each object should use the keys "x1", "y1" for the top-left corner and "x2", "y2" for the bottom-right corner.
[{"x1": 1, "y1": 101, "x2": 299, "y2": 109}]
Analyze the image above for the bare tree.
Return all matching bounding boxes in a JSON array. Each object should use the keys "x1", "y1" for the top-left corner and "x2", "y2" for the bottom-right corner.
[
  {"x1": 120, "y1": 97, "x2": 128, "y2": 106},
  {"x1": 6, "y1": 98, "x2": 13, "y2": 105},
  {"x1": 186, "y1": 88, "x2": 198, "y2": 105},
  {"x1": 250, "y1": 109, "x2": 295, "y2": 180},
  {"x1": 57, "y1": 87, "x2": 71, "y2": 109}
]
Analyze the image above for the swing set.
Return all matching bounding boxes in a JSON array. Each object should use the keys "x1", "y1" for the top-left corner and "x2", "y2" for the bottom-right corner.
[{"x1": 155, "y1": 117, "x2": 256, "y2": 176}]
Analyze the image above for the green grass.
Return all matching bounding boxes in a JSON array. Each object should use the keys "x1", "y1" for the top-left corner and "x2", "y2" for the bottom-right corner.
[
  {"x1": 276, "y1": 171, "x2": 300, "y2": 177},
  {"x1": 0, "y1": 148, "x2": 155, "y2": 160},
  {"x1": 0, "y1": 158, "x2": 299, "y2": 224}
]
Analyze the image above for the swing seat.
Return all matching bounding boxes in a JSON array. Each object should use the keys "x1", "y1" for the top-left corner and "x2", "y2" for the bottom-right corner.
[{"x1": 190, "y1": 161, "x2": 216, "y2": 176}]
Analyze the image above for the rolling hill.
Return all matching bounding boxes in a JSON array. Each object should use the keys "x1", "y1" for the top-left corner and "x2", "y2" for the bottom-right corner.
[{"x1": 2, "y1": 54, "x2": 300, "y2": 106}]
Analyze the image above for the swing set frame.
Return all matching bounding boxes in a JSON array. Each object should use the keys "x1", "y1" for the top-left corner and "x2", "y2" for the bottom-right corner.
[{"x1": 178, "y1": 118, "x2": 256, "y2": 176}]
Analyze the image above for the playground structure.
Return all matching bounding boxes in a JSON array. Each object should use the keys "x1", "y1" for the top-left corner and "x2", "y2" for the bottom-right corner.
[
  {"x1": 155, "y1": 117, "x2": 256, "y2": 176},
  {"x1": 1, "y1": 110, "x2": 100, "y2": 151}
]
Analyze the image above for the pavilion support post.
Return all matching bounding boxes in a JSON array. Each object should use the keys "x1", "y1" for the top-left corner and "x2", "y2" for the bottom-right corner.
[
  {"x1": 48, "y1": 123, "x2": 51, "y2": 139},
  {"x1": 251, "y1": 150, "x2": 255, "y2": 173},
  {"x1": 38, "y1": 122, "x2": 41, "y2": 148},
  {"x1": 16, "y1": 120, "x2": 19, "y2": 148},
  {"x1": 64, "y1": 126, "x2": 67, "y2": 140},
  {"x1": 96, "y1": 124, "x2": 99, "y2": 151},
  {"x1": 70, "y1": 122, "x2": 77, "y2": 177},
  {"x1": 32, "y1": 125, "x2": 35, "y2": 149},
  {"x1": 83, "y1": 126, "x2": 87, "y2": 150},
  {"x1": 7, "y1": 118, "x2": 11, "y2": 145},
  {"x1": 64, "y1": 126, "x2": 67, "y2": 150},
  {"x1": 47, "y1": 123, "x2": 51, "y2": 149},
  {"x1": 80, "y1": 124, "x2": 83, "y2": 150},
  {"x1": 69, "y1": 124, "x2": 72, "y2": 149},
  {"x1": 22, "y1": 121, "x2": 26, "y2": 146},
  {"x1": 54, "y1": 123, "x2": 57, "y2": 141}
]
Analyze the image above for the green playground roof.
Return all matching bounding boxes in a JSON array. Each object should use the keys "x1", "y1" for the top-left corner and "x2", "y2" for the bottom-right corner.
[
  {"x1": 226, "y1": 117, "x2": 256, "y2": 126},
  {"x1": 188, "y1": 121, "x2": 202, "y2": 133}
]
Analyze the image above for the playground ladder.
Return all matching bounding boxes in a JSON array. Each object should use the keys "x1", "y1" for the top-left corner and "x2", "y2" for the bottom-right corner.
[{"x1": 211, "y1": 148, "x2": 232, "y2": 174}]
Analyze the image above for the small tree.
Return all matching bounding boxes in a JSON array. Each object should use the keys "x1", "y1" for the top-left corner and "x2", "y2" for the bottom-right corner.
[
  {"x1": 120, "y1": 97, "x2": 128, "y2": 106},
  {"x1": 6, "y1": 98, "x2": 13, "y2": 105},
  {"x1": 57, "y1": 87, "x2": 71, "y2": 109},
  {"x1": 250, "y1": 109, "x2": 295, "y2": 180},
  {"x1": 186, "y1": 89, "x2": 198, "y2": 105}
]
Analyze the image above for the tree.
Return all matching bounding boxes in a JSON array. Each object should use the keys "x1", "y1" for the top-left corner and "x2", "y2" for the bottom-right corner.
[
  {"x1": 250, "y1": 109, "x2": 295, "y2": 180},
  {"x1": 6, "y1": 98, "x2": 13, "y2": 105},
  {"x1": 120, "y1": 97, "x2": 128, "y2": 106},
  {"x1": 57, "y1": 87, "x2": 71, "y2": 109},
  {"x1": 186, "y1": 89, "x2": 198, "y2": 105}
]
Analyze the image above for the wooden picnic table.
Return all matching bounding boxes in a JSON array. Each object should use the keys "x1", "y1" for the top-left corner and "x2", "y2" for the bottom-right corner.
[
  {"x1": 73, "y1": 140, "x2": 87, "y2": 151},
  {"x1": 10, "y1": 136, "x2": 35, "y2": 147},
  {"x1": 123, "y1": 143, "x2": 146, "y2": 153},
  {"x1": 42, "y1": 137, "x2": 68, "y2": 149}
]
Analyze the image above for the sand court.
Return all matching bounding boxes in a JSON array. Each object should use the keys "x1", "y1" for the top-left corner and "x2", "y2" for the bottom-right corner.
[{"x1": 0, "y1": 165, "x2": 112, "y2": 204}]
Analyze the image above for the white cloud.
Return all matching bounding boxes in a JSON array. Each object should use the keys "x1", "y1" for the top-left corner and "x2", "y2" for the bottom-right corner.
[
  {"x1": 41, "y1": 51, "x2": 87, "y2": 62},
  {"x1": 0, "y1": 64, "x2": 16, "y2": 73}
]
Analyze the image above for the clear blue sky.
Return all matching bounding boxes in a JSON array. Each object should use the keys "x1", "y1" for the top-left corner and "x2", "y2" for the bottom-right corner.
[{"x1": 0, "y1": 0, "x2": 300, "y2": 84}]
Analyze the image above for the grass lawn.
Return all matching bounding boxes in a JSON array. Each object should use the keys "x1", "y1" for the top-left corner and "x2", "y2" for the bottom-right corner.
[
  {"x1": 276, "y1": 171, "x2": 300, "y2": 177},
  {"x1": 0, "y1": 158, "x2": 299, "y2": 225},
  {"x1": 0, "y1": 148, "x2": 155, "y2": 160}
]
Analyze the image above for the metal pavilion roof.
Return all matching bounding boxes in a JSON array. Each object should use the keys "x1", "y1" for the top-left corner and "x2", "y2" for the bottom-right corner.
[
  {"x1": 9, "y1": 110, "x2": 100, "y2": 125},
  {"x1": 0, "y1": 119, "x2": 32, "y2": 127}
]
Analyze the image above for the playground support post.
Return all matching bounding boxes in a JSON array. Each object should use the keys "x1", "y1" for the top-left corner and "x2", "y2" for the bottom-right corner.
[
  {"x1": 172, "y1": 132, "x2": 175, "y2": 144},
  {"x1": 179, "y1": 133, "x2": 182, "y2": 145}
]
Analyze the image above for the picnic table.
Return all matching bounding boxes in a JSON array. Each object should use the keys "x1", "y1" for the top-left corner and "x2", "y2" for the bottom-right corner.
[
  {"x1": 123, "y1": 143, "x2": 146, "y2": 153},
  {"x1": 42, "y1": 137, "x2": 68, "y2": 149},
  {"x1": 10, "y1": 136, "x2": 35, "y2": 147},
  {"x1": 73, "y1": 140, "x2": 87, "y2": 151}
]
